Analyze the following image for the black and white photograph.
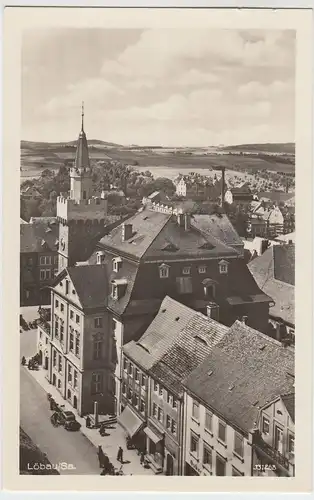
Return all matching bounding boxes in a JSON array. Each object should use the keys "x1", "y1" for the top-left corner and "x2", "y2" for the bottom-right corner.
[{"x1": 2, "y1": 6, "x2": 312, "y2": 492}]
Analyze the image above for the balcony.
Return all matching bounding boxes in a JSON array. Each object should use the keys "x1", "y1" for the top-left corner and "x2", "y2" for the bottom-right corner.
[{"x1": 252, "y1": 431, "x2": 294, "y2": 476}]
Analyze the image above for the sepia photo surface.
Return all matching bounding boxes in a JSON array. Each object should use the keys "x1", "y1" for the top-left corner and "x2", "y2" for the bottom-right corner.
[{"x1": 2, "y1": 6, "x2": 313, "y2": 493}]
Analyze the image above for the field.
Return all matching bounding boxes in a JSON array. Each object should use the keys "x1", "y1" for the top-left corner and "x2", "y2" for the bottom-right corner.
[{"x1": 20, "y1": 140, "x2": 295, "y2": 185}]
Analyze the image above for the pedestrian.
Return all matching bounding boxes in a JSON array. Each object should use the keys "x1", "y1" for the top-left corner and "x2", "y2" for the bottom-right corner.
[
  {"x1": 86, "y1": 415, "x2": 91, "y2": 428},
  {"x1": 140, "y1": 451, "x2": 145, "y2": 466},
  {"x1": 97, "y1": 445, "x2": 105, "y2": 468},
  {"x1": 117, "y1": 446, "x2": 123, "y2": 463},
  {"x1": 21, "y1": 356, "x2": 26, "y2": 366}
]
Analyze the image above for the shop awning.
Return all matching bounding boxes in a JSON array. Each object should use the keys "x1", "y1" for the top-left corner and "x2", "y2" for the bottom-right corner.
[
  {"x1": 144, "y1": 426, "x2": 163, "y2": 444},
  {"x1": 118, "y1": 406, "x2": 144, "y2": 438}
]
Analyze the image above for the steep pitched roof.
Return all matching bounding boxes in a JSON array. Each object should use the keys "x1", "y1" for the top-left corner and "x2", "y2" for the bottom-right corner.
[
  {"x1": 183, "y1": 320, "x2": 295, "y2": 433},
  {"x1": 148, "y1": 304, "x2": 229, "y2": 395},
  {"x1": 248, "y1": 245, "x2": 295, "y2": 324},
  {"x1": 123, "y1": 296, "x2": 198, "y2": 369},
  {"x1": 74, "y1": 125, "x2": 90, "y2": 171},
  {"x1": 67, "y1": 265, "x2": 108, "y2": 309},
  {"x1": 192, "y1": 214, "x2": 244, "y2": 250},
  {"x1": 20, "y1": 220, "x2": 59, "y2": 253}
]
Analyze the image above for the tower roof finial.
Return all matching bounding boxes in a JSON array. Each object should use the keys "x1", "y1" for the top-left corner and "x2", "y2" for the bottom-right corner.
[{"x1": 81, "y1": 101, "x2": 84, "y2": 132}]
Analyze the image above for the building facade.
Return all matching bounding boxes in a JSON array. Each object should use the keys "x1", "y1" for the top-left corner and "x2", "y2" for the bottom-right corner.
[
  {"x1": 252, "y1": 393, "x2": 295, "y2": 477},
  {"x1": 20, "y1": 218, "x2": 59, "y2": 306}
]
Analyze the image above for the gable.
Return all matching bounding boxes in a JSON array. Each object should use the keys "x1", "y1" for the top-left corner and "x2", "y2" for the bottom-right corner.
[{"x1": 53, "y1": 271, "x2": 83, "y2": 309}]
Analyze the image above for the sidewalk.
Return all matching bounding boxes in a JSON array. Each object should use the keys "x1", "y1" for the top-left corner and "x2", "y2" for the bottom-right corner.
[{"x1": 25, "y1": 365, "x2": 154, "y2": 476}]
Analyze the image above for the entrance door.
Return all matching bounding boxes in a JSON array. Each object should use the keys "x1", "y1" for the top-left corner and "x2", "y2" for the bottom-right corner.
[
  {"x1": 274, "y1": 426, "x2": 283, "y2": 454},
  {"x1": 166, "y1": 454, "x2": 174, "y2": 476}
]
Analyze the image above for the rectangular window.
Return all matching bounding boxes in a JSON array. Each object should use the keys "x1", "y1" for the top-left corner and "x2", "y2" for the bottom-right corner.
[
  {"x1": 218, "y1": 421, "x2": 226, "y2": 443},
  {"x1": 75, "y1": 333, "x2": 80, "y2": 357},
  {"x1": 167, "y1": 392, "x2": 173, "y2": 406},
  {"x1": 216, "y1": 454, "x2": 226, "y2": 476},
  {"x1": 73, "y1": 370, "x2": 78, "y2": 388},
  {"x1": 154, "y1": 381, "x2": 159, "y2": 393},
  {"x1": 182, "y1": 266, "x2": 191, "y2": 275},
  {"x1": 159, "y1": 265, "x2": 169, "y2": 279},
  {"x1": 140, "y1": 398, "x2": 145, "y2": 414},
  {"x1": 205, "y1": 410, "x2": 213, "y2": 432},
  {"x1": 198, "y1": 266, "x2": 206, "y2": 274},
  {"x1": 76, "y1": 314, "x2": 80, "y2": 324},
  {"x1": 141, "y1": 374, "x2": 146, "y2": 388},
  {"x1": 123, "y1": 358, "x2": 128, "y2": 371},
  {"x1": 54, "y1": 269, "x2": 58, "y2": 277},
  {"x1": 158, "y1": 386, "x2": 163, "y2": 397},
  {"x1": 153, "y1": 403, "x2": 157, "y2": 418},
  {"x1": 190, "y1": 432, "x2": 199, "y2": 456},
  {"x1": 53, "y1": 350, "x2": 56, "y2": 367},
  {"x1": 274, "y1": 426, "x2": 283, "y2": 453},
  {"x1": 70, "y1": 310, "x2": 74, "y2": 320},
  {"x1": 65, "y1": 280, "x2": 69, "y2": 295},
  {"x1": 262, "y1": 416, "x2": 270, "y2": 435},
  {"x1": 55, "y1": 299, "x2": 59, "y2": 309},
  {"x1": 58, "y1": 355, "x2": 62, "y2": 374},
  {"x1": 172, "y1": 397, "x2": 177, "y2": 410},
  {"x1": 166, "y1": 415, "x2": 171, "y2": 430},
  {"x1": 288, "y1": 434, "x2": 294, "y2": 454},
  {"x1": 234, "y1": 433, "x2": 244, "y2": 458},
  {"x1": 91, "y1": 373, "x2": 102, "y2": 395},
  {"x1": 40, "y1": 269, "x2": 51, "y2": 281},
  {"x1": 192, "y1": 401, "x2": 200, "y2": 420},
  {"x1": 93, "y1": 340, "x2": 103, "y2": 360},
  {"x1": 127, "y1": 387, "x2": 133, "y2": 401},
  {"x1": 68, "y1": 365, "x2": 72, "y2": 383},
  {"x1": 157, "y1": 407, "x2": 163, "y2": 423},
  {"x1": 55, "y1": 317, "x2": 59, "y2": 338},
  {"x1": 54, "y1": 255, "x2": 58, "y2": 264},
  {"x1": 60, "y1": 322, "x2": 64, "y2": 343},
  {"x1": 133, "y1": 394, "x2": 139, "y2": 408},
  {"x1": 69, "y1": 331, "x2": 74, "y2": 352},
  {"x1": 134, "y1": 368, "x2": 140, "y2": 383},
  {"x1": 122, "y1": 382, "x2": 126, "y2": 395},
  {"x1": 203, "y1": 444, "x2": 212, "y2": 468},
  {"x1": 94, "y1": 317, "x2": 102, "y2": 328},
  {"x1": 128, "y1": 362, "x2": 133, "y2": 377},
  {"x1": 40, "y1": 256, "x2": 52, "y2": 265},
  {"x1": 60, "y1": 303, "x2": 64, "y2": 313},
  {"x1": 171, "y1": 420, "x2": 177, "y2": 436}
]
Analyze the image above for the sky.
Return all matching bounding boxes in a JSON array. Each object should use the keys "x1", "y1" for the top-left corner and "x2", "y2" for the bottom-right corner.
[{"x1": 22, "y1": 28, "x2": 295, "y2": 147}]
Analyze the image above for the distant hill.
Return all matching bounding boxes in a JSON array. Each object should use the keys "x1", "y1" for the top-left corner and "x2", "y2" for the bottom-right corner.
[
  {"x1": 220, "y1": 143, "x2": 295, "y2": 154},
  {"x1": 21, "y1": 139, "x2": 122, "y2": 149}
]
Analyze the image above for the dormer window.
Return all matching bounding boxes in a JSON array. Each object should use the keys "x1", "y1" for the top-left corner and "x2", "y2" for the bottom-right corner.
[
  {"x1": 182, "y1": 266, "x2": 191, "y2": 275},
  {"x1": 113, "y1": 257, "x2": 122, "y2": 272},
  {"x1": 111, "y1": 279, "x2": 127, "y2": 300},
  {"x1": 159, "y1": 263, "x2": 170, "y2": 279},
  {"x1": 96, "y1": 251, "x2": 105, "y2": 265},
  {"x1": 219, "y1": 260, "x2": 229, "y2": 274}
]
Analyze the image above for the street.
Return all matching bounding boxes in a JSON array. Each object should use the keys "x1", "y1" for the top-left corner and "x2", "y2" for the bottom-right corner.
[{"x1": 20, "y1": 325, "x2": 100, "y2": 475}]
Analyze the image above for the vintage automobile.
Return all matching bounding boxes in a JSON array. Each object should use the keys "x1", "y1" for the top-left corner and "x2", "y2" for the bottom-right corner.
[{"x1": 50, "y1": 409, "x2": 81, "y2": 431}]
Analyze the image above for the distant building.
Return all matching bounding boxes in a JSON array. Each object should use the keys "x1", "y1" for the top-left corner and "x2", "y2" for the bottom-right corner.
[
  {"x1": 183, "y1": 321, "x2": 295, "y2": 476},
  {"x1": 21, "y1": 185, "x2": 42, "y2": 200},
  {"x1": 249, "y1": 244, "x2": 295, "y2": 344},
  {"x1": 20, "y1": 218, "x2": 59, "y2": 306},
  {"x1": 224, "y1": 183, "x2": 253, "y2": 206},
  {"x1": 142, "y1": 190, "x2": 169, "y2": 206},
  {"x1": 174, "y1": 176, "x2": 220, "y2": 201}
]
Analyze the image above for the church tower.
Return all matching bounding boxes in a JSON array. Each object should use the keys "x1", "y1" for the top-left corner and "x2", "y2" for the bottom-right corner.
[{"x1": 57, "y1": 104, "x2": 108, "y2": 272}]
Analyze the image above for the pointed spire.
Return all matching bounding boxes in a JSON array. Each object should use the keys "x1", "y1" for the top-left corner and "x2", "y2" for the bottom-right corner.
[{"x1": 81, "y1": 101, "x2": 84, "y2": 132}]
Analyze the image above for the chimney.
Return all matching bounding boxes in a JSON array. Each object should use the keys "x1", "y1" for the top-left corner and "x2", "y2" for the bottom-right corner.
[
  {"x1": 122, "y1": 223, "x2": 133, "y2": 241},
  {"x1": 184, "y1": 213, "x2": 191, "y2": 231},
  {"x1": 242, "y1": 315, "x2": 248, "y2": 325},
  {"x1": 221, "y1": 167, "x2": 226, "y2": 210},
  {"x1": 207, "y1": 302, "x2": 220, "y2": 321}
]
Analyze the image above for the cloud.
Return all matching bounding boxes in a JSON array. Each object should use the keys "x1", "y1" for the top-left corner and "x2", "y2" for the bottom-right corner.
[{"x1": 237, "y1": 79, "x2": 294, "y2": 100}]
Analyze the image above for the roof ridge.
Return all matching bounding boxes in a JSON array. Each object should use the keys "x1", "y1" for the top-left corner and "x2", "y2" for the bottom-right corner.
[{"x1": 143, "y1": 214, "x2": 178, "y2": 256}]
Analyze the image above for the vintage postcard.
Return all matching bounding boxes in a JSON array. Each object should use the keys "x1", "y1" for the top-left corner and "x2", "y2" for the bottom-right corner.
[{"x1": 2, "y1": 5, "x2": 313, "y2": 493}]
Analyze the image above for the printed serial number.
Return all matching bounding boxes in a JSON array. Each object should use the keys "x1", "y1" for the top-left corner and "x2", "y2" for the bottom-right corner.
[{"x1": 253, "y1": 464, "x2": 277, "y2": 471}]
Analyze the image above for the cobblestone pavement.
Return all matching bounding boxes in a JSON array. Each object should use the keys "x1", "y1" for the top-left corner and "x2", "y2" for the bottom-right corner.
[{"x1": 20, "y1": 324, "x2": 154, "y2": 476}]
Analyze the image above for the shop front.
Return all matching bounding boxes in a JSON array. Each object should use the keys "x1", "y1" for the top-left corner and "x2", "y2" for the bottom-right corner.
[
  {"x1": 118, "y1": 404, "x2": 146, "y2": 452},
  {"x1": 144, "y1": 424, "x2": 165, "y2": 474}
]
